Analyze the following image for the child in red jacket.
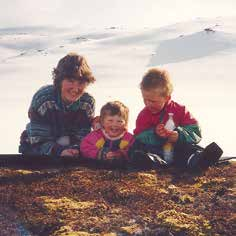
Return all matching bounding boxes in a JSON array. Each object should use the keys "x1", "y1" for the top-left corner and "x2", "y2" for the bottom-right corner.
[{"x1": 133, "y1": 68, "x2": 223, "y2": 169}]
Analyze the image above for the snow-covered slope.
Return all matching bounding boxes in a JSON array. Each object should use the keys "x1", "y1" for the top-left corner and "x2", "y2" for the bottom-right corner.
[{"x1": 0, "y1": 17, "x2": 235, "y2": 156}]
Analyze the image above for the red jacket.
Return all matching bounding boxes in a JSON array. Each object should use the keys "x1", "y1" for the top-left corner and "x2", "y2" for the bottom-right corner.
[{"x1": 134, "y1": 100, "x2": 201, "y2": 144}]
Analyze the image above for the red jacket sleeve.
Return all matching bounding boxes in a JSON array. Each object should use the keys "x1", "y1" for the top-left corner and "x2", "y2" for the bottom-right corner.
[{"x1": 133, "y1": 109, "x2": 153, "y2": 135}]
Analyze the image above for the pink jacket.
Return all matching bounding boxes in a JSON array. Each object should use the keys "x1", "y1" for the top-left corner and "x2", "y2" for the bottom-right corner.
[{"x1": 80, "y1": 129, "x2": 135, "y2": 160}]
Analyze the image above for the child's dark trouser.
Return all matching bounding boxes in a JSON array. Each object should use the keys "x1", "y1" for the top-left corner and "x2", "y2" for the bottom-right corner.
[
  {"x1": 173, "y1": 142, "x2": 223, "y2": 169},
  {"x1": 173, "y1": 143, "x2": 203, "y2": 167}
]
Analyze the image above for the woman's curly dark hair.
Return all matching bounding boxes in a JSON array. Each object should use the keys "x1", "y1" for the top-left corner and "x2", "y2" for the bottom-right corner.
[{"x1": 52, "y1": 52, "x2": 95, "y2": 90}]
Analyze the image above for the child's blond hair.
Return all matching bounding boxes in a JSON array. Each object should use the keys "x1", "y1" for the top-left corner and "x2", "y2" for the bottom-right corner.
[
  {"x1": 140, "y1": 68, "x2": 173, "y2": 97},
  {"x1": 100, "y1": 101, "x2": 129, "y2": 127}
]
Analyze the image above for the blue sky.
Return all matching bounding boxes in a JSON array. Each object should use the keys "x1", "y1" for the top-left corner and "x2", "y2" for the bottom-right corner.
[{"x1": 0, "y1": 0, "x2": 235, "y2": 29}]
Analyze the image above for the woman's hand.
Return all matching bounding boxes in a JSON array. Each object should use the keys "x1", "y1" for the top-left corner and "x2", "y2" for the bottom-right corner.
[
  {"x1": 60, "y1": 148, "x2": 79, "y2": 157},
  {"x1": 92, "y1": 116, "x2": 101, "y2": 130}
]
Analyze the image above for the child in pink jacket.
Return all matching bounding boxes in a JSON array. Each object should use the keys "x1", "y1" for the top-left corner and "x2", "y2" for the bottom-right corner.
[{"x1": 80, "y1": 101, "x2": 135, "y2": 161}]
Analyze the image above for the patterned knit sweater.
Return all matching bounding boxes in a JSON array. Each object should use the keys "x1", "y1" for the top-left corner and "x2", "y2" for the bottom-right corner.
[{"x1": 19, "y1": 85, "x2": 95, "y2": 156}]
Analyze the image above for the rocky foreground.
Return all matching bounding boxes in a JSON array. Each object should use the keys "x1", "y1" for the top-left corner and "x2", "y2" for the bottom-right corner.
[{"x1": 0, "y1": 159, "x2": 235, "y2": 236}]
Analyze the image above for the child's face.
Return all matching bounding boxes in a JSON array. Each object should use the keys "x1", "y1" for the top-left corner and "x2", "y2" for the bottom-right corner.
[
  {"x1": 101, "y1": 115, "x2": 126, "y2": 138},
  {"x1": 141, "y1": 89, "x2": 170, "y2": 114}
]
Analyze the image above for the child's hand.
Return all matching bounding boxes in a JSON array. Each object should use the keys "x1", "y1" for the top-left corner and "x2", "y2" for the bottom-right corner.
[
  {"x1": 167, "y1": 131, "x2": 179, "y2": 143},
  {"x1": 105, "y1": 152, "x2": 115, "y2": 160},
  {"x1": 155, "y1": 124, "x2": 179, "y2": 142},
  {"x1": 92, "y1": 116, "x2": 101, "y2": 130},
  {"x1": 105, "y1": 151, "x2": 124, "y2": 160},
  {"x1": 155, "y1": 124, "x2": 170, "y2": 138}
]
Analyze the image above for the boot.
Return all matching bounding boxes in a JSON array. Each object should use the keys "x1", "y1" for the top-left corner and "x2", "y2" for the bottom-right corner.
[{"x1": 187, "y1": 142, "x2": 223, "y2": 169}]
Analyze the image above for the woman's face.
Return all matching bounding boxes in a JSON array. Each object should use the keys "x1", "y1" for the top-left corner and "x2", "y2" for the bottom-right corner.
[{"x1": 61, "y1": 78, "x2": 88, "y2": 104}]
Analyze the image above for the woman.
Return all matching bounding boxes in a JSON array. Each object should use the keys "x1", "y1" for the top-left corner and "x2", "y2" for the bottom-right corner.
[{"x1": 19, "y1": 53, "x2": 96, "y2": 157}]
